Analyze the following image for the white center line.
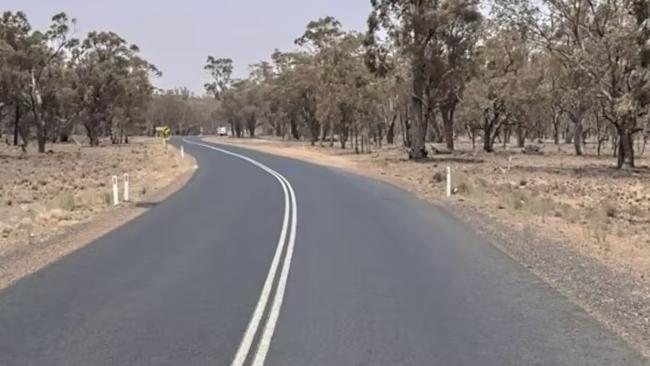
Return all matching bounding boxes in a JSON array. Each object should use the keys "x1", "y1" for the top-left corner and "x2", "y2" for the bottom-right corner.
[
  {"x1": 252, "y1": 173, "x2": 297, "y2": 366},
  {"x1": 182, "y1": 138, "x2": 297, "y2": 366}
]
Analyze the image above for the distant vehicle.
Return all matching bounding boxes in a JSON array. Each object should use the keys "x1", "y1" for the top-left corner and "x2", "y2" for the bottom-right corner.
[{"x1": 217, "y1": 127, "x2": 228, "y2": 137}]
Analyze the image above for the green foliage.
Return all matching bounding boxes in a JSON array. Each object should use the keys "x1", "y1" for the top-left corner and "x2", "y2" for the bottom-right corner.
[
  {"x1": 204, "y1": 57, "x2": 233, "y2": 100},
  {"x1": 368, "y1": 0, "x2": 483, "y2": 156},
  {"x1": 209, "y1": 18, "x2": 394, "y2": 152},
  {"x1": 0, "y1": 11, "x2": 159, "y2": 150},
  {"x1": 149, "y1": 88, "x2": 217, "y2": 136}
]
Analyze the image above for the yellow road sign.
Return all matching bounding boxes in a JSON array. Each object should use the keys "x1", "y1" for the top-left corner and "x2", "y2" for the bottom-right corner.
[{"x1": 162, "y1": 126, "x2": 171, "y2": 140}]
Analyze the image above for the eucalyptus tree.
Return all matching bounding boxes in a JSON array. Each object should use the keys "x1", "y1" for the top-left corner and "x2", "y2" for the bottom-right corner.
[
  {"x1": 73, "y1": 31, "x2": 159, "y2": 145},
  {"x1": 430, "y1": 1, "x2": 482, "y2": 151},
  {"x1": 460, "y1": 27, "x2": 529, "y2": 152},
  {"x1": 495, "y1": 0, "x2": 650, "y2": 167},
  {"x1": 272, "y1": 50, "x2": 319, "y2": 142},
  {"x1": 148, "y1": 88, "x2": 217, "y2": 135},
  {"x1": 0, "y1": 10, "x2": 162, "y2": 149},
  {"x1": 296, "y1": 16, "x2": 343, "y2": 145},
  {"x1": 23, "y1": 13, "x2": 77, "y2": 152},
  {"x1": 0, "y1": 11, "x2": 32, "y2": 146},
  {"x1": 204, "y1": 56, "x2": 233, "y2": 100},
  {"x1": 0, "y1": 12, "x2": 76, "y2": 152},
  {"x1": 368, "y1": 0, "x2": 482, "y2": 158},
  {"x1": 221, "y1": 80, "x2": 246, "y2": 138}
]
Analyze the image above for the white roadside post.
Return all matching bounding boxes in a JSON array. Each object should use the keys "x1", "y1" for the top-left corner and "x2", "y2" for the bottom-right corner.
[
  {"x1": 112, "y1": 175, "x2": 119, "y2": 206},
  {"x1": 123, "y1": 173, "x2": 130, "y2": 202},
  {"x1": 446, "y1": 166, "x2": 452, "y2": 198},
  {"x1": 181, "y1": 145, "x2": 185, "y2": 159}
]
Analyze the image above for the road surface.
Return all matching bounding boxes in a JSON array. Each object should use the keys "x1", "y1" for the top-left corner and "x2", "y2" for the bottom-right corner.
[{"x1": 0, "y1": 137, "x2": 646, "y2": 366}]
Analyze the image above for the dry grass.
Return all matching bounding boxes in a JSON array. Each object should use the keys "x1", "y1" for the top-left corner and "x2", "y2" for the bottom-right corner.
[{"x1": 0, "y1": 137, "x2": 196, "y2": 267}]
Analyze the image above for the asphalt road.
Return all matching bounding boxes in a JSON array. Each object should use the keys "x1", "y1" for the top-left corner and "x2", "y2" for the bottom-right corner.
[{"x1": 0, "y1": 137, "x2": 646, "y2": 366}]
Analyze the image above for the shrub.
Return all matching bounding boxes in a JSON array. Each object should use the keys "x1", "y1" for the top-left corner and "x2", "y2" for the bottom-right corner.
[
  {"x1": 605, "y1": 205, "x2": 618, "y2": 218},
  {"x1": 56, "y1": 192, "x2": 76, "y2": 211},
  {"x1": 457, "y1": 181, "x2": 473, "y2": 195},
  {"x1": 504, "y1": 190, "x2": 528, "y2": 211},
  {"x1": 102, "y1": 192, "x2": 112, "y2": 206}
]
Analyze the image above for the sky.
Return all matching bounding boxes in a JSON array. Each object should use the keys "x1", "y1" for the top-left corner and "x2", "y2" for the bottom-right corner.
[{"x1": 3, "y1": 0, "x2": 371, "y2": 95}]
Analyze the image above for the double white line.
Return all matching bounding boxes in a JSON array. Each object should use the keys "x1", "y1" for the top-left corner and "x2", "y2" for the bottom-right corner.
[{"x1": 182, "y1": 139, "x2": 297, "y2": 366}]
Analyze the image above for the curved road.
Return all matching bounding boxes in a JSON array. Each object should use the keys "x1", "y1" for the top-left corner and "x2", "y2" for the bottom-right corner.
[{"x1": 0, "y1": 137, "x2": 646, "y2": 366}]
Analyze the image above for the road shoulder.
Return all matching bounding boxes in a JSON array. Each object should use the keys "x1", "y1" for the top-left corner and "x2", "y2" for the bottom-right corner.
[{"x1": 0, "y1": 140, "x2": 197, "y2": 291}]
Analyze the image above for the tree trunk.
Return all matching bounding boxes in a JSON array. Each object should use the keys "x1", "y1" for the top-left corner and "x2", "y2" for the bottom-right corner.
[
  {"x1": 13, "y1": 103, "x2": 21, "y2": 147},
  {"x1": 36, "y1": 115, "x2": 46, "y2": 153},
  {"x1": 274, "y1": 117, "x2": 282, "y2": 137},
  {"x1": 85, "y1": 122, "x2": 100, "y2": 146},
  {"x1": 387, "y1": 116, "x2": 396, "y2": 145},
  {"x1": 564, "y1": 123, "x2": 573, "y2": 144},
  {"x1": 483, "y1": 103, "x2": 503, "y2": 153},
  {"x1": 483, "y1": 117, "x2": 496, "y2": 153},
  {"x1": 426, "y1": 107, "x2": 442, "y2": 143},
  {"x1": 289, "y1": 116, "x2": 300, "y2": 140},
  {"x1": 401, "y1": 106, "x2": 411, "y2": 148},
  {"x1": 309, "y1": 118, "x2": 319, "y2": 146},
  {"x1": 319, "y1": 122, "x2": 327, "y2": 146},
  {"x1": 247, "y1": 113, "x2": 256, "y2": 138},
  {"x1": 516, "y1": 122, "x2": 526, "y2": 148},
  {"x1": 409, "y1": 58, "x2": 427, "y2": 159},
  {"x1": 574, "y1": 119, "x2": 583, "y2": 156},
  {"x1": 597, "y1": 137, "x2": 604, "y2": 157},
  {"x1": 617, "y1": 127, "x2": 635, "y2": 169},
  {"x1": 483, "y1": 129, "x2": 494, "y2": 152},
  {"x1": 441, "y1": 106, "x2": 454, "y2": 151},
  {"x1": 467, "y1": 125, "x2": 476, "y2": 150},
  {"x1": 502, "y1": 125, "x2": 510, "y2": 149},
  {"x1": 553, "y1": 113, "x2": 560, "y2": 145}
]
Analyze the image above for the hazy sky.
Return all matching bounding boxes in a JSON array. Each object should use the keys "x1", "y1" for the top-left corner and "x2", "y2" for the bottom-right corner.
[{"x1": 4, "y1": 0, "x2": 371, "y2": 95}]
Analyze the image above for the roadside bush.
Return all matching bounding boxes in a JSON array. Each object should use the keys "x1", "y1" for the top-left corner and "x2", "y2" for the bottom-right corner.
[
  {"x1": 56, "y1": 192, "x2": 76, "y2": 211},
  {"x1": 102, "y1": 192, "x2": 112, "y2": 206}
]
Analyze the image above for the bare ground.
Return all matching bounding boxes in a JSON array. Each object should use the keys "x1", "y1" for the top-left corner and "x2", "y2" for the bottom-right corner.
[
  {"x1": 207, "y1": 136, "x2": 650, "y2": 358},
  {"x1": 0, "y1": 137, "x2": 197, "y2": 290}
]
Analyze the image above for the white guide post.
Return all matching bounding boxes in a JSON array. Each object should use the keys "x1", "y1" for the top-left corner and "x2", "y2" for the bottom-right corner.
[
  {"x1": 181, "y1": 145, "x2": 185, "y2": 159},
  {"x1": 112, "y1": 175, "x2": 119, "y2": 206},
  {"x1": 123, "y1": 173, "x2": 130, "y2": 202}
]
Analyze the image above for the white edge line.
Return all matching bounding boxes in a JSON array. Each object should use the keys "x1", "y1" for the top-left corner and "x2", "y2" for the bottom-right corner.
[{"x1": 182, "y1": 138, "x2": 296, "y2": 366}]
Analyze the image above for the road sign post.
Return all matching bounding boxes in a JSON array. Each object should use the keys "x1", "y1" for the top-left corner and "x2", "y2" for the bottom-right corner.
[
  {"x1": 161, "y1": 126, "x2": 171, "y2": 150},
  {"x1": 112, "y1": 176, "x2": 119, "y2": 206},
  {"x1": 123, "y1": 174, "x2": 130, "y2": 202}
]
